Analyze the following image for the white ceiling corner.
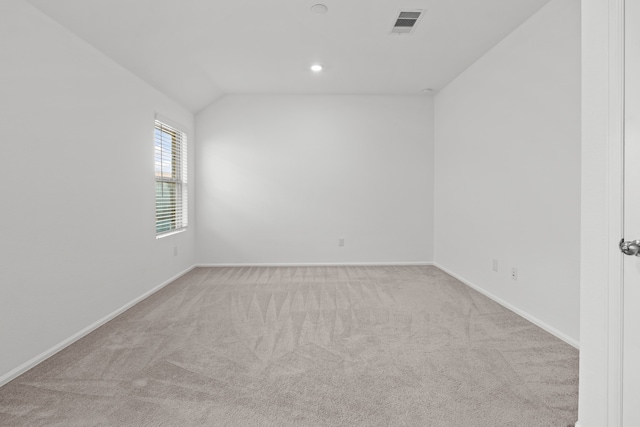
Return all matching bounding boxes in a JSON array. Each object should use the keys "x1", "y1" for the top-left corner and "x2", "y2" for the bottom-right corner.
[{"x1": 25, "y1": 0, "x2": 552, "y2": 113}]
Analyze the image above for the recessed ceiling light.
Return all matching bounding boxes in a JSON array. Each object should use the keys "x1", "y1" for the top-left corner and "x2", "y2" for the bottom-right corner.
[
  {"x1": 311, "y1": 4, "x2": 328, "y2": 15},
  {"x1": 311, "y1": 64, "x2": 323, "y2": 72},
  {"x1": 421, "y1": 88, "x2": 434, "y2": 93}
]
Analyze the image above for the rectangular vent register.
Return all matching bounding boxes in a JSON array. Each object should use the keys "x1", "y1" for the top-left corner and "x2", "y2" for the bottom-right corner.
[{"x1": 391, "y1": 10, "x2": 424, "y2": 34}]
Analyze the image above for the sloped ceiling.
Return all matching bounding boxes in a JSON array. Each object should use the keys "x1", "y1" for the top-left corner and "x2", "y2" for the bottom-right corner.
[{"x1": 26, "y1": 0, "x2": 551, "y2": 113}]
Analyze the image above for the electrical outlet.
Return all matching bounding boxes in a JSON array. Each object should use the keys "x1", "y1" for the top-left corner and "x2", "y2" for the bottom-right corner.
[
  {"x1": 511, "y1": 268, "x2": 517, "y2": 281},
  {"x1": 338, "y1": 238, "x2": 345, "y2": 247},
  {"x1": 492, "y1": 259, "x2": 499, "y2": 272}
]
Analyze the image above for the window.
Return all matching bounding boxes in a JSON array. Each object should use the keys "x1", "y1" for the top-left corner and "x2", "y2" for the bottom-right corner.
[{"x1": 155, "y1": 119, "x2": 187, "y2": 236}]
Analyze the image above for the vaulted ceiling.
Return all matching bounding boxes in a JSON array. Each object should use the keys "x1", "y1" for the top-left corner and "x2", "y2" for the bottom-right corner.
[{"x1": 26, "y1": 0, "x2": 552, "y2": 113}]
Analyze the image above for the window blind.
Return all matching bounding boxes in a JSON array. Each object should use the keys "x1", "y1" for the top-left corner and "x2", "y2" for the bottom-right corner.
[{"x1": 155, "y1": 120, "x2": 187, "y2": 235}]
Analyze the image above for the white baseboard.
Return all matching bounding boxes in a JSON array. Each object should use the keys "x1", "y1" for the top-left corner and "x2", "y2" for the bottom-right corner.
[
  {"x1": 196, "y1": 262, "x2": 434, "y2": 267},
  {"x1": 573, "y1": 421, "x2": 583, "y2": 427},
  {"x1": 0, "y1": 265, "x2": 197, "y2": 388},
  {"x1": 434, "y1": 263, "x2": 580, "y2": 349}
]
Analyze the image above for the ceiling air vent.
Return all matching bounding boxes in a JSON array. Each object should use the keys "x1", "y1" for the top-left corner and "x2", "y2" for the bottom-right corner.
[{"x1": 391, "y1": 10, "x2": 424, "y2": 35}]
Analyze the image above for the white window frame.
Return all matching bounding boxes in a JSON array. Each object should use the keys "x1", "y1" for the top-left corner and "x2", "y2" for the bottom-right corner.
[{"x1": 154, "y1": 118, "x2": 188, "y2": 237}]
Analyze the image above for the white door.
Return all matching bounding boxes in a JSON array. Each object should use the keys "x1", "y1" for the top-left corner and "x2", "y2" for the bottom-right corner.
[{"x1": 623, "y1": 0, "x2": 640, "y2": 424}]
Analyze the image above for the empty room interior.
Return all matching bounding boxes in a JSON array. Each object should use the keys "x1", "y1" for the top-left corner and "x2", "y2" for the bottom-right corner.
[{"x1": 0, "y1": 0, "x2": 623, "y2": 426}]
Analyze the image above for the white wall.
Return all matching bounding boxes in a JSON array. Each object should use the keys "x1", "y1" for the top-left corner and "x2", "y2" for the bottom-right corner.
[
  {"x1": 0, "y1": 0, "x2": 195, "y2": 382},
  {"x1": 433, "y1": 0, "x2": 581, "y2": 344},
  {"x1": 196, "y1": 95, "x2": 434, "y2": 265}
]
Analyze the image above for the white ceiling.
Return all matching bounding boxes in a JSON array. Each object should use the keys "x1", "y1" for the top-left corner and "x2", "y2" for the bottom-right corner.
[{"x1": 26, "y1": 0, "x2": 552, "y2": 113}]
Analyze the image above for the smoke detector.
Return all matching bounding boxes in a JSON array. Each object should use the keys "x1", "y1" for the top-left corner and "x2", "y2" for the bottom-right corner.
[
  {"x1": 391, "y1": 10, "x2": 425, "y2": 35},
  {"x1": 311, "y1": 4, "x2": 328, "y2": 15}
]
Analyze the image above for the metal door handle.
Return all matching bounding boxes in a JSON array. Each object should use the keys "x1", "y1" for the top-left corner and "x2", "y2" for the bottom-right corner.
[{"x1": 620, "y1": 238, "x2": 640, "y2": 256}]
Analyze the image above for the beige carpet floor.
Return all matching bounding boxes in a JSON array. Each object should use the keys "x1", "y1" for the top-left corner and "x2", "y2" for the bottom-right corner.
[{"x1": 0, "y1": 266, "x2": 578, "y2": 426}]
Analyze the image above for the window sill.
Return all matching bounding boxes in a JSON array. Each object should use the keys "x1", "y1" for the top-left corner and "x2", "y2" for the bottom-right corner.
[{"x1": 156, "y1": 228, "x2": 187, "y2": 239}]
